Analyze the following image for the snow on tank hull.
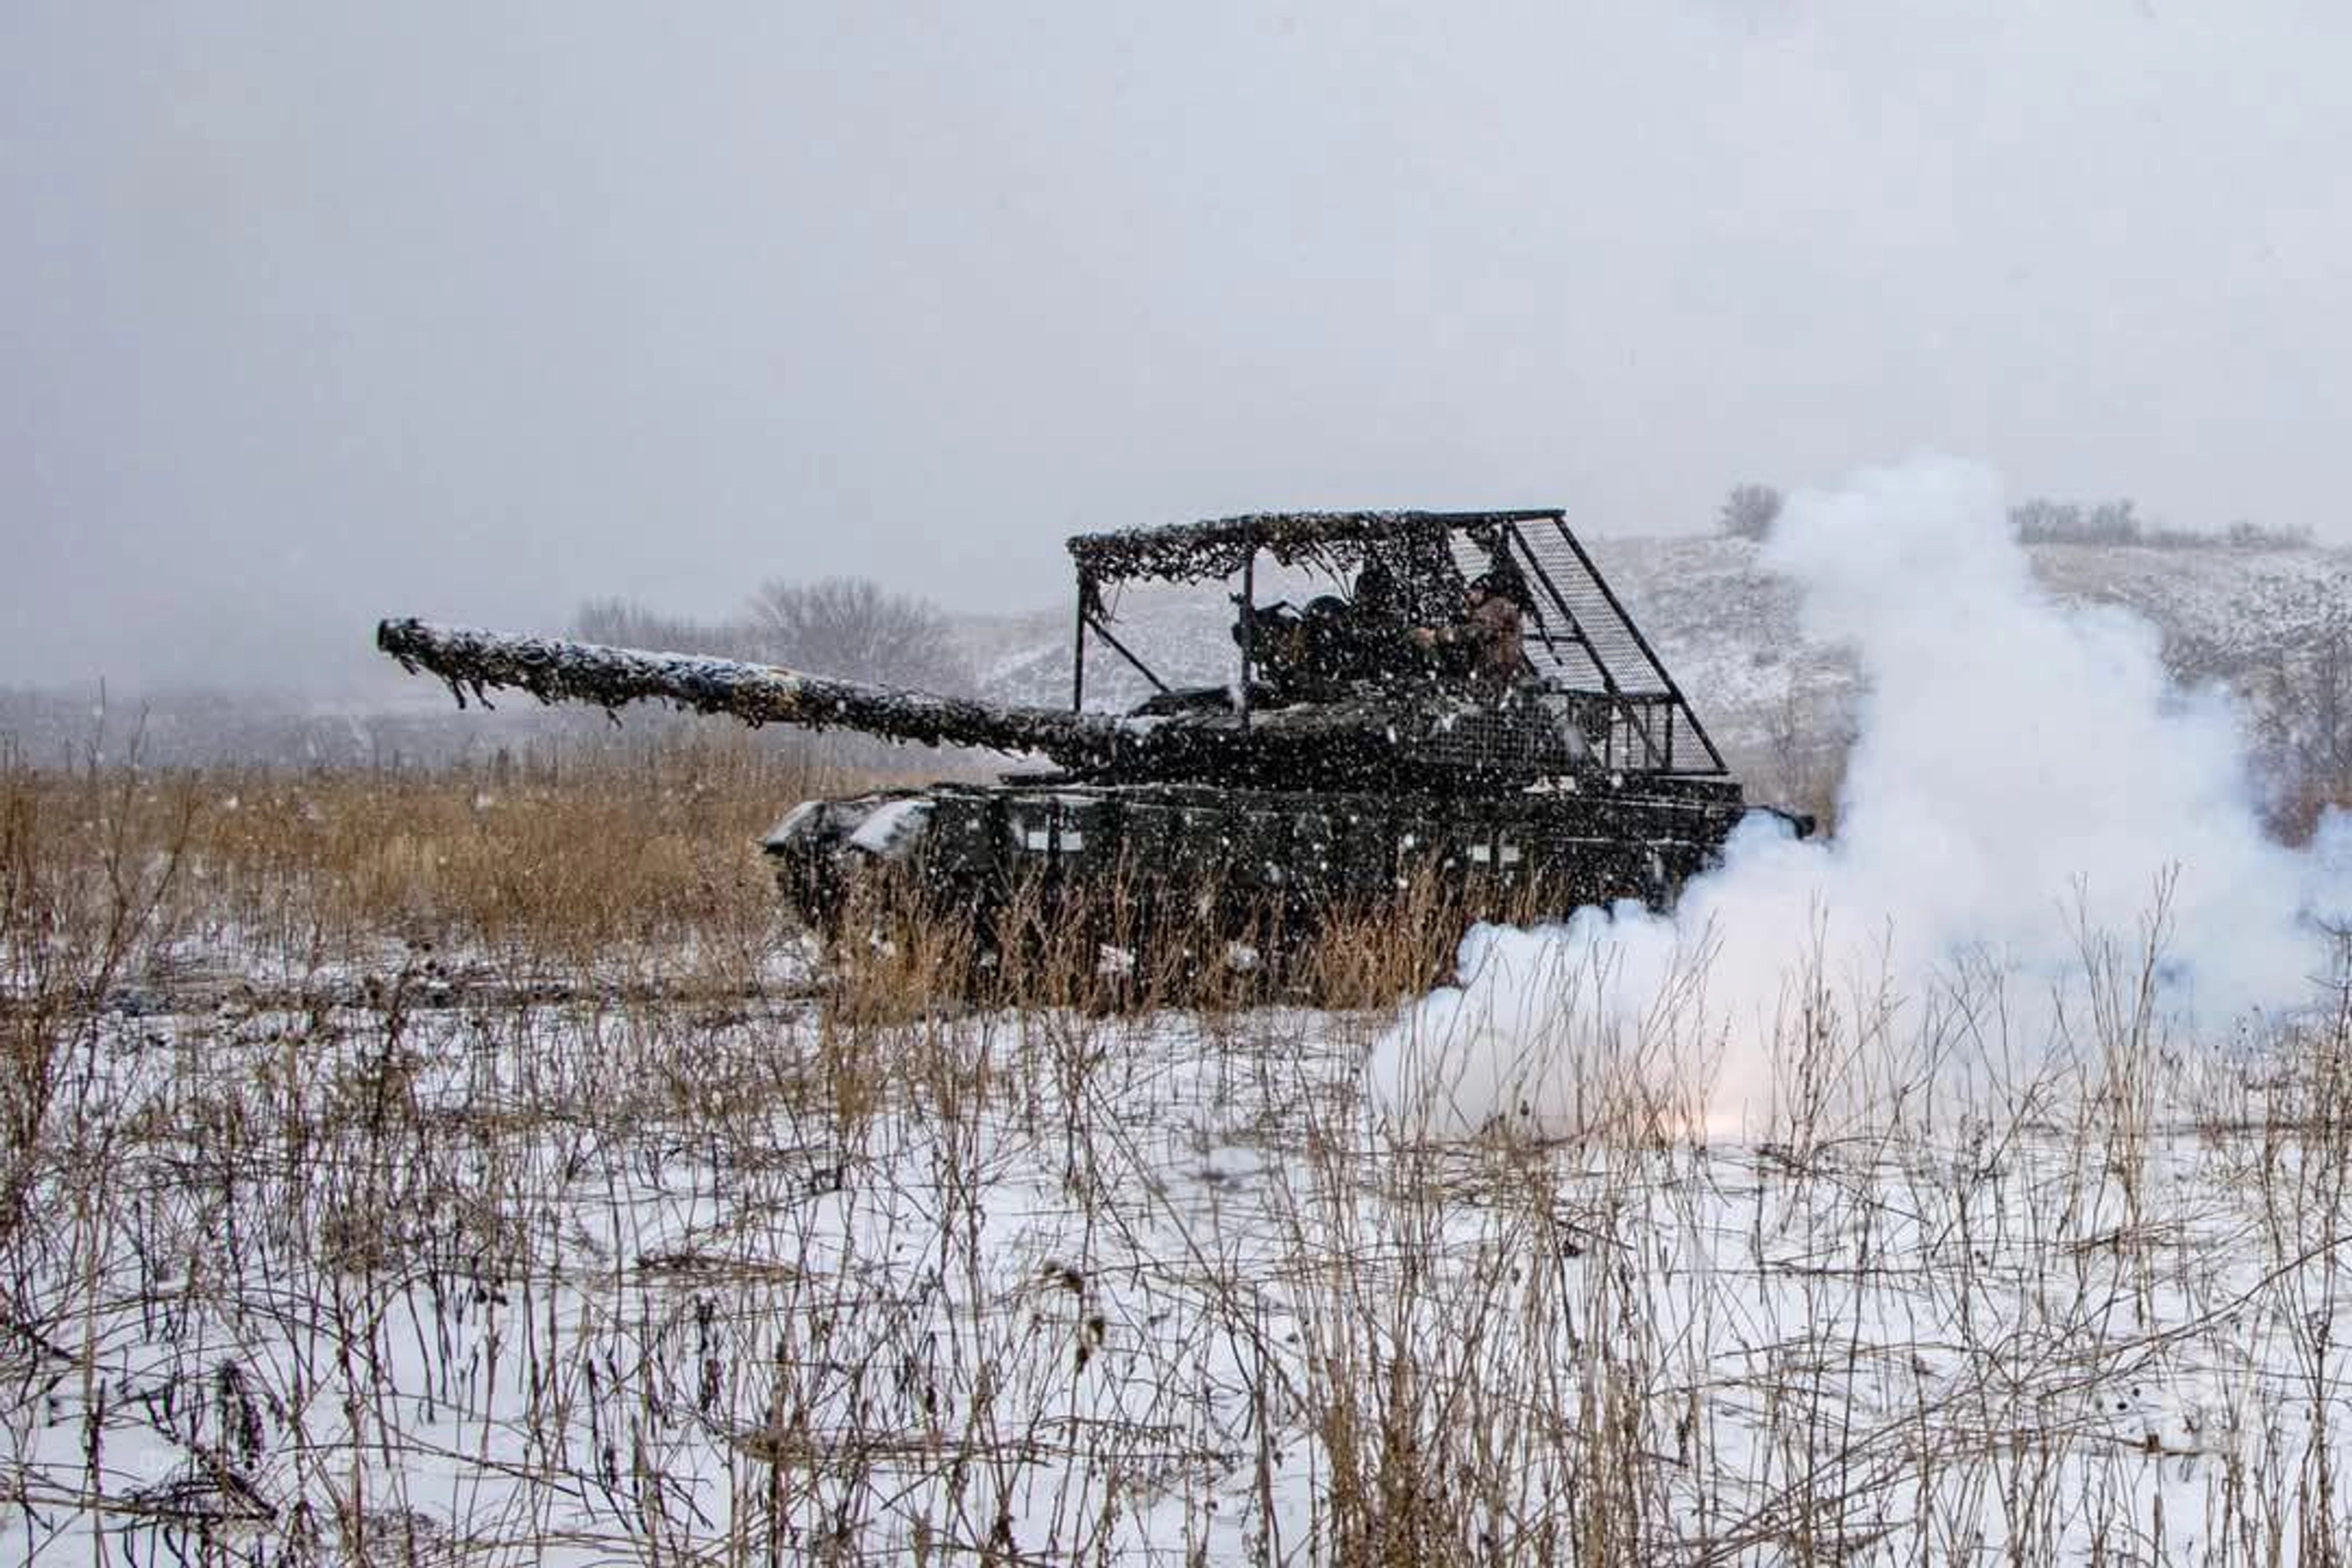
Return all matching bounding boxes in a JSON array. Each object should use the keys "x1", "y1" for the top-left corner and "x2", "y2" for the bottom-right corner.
[{"x1": 763, "y1": 775, "x2": 1763, "y2": 938}]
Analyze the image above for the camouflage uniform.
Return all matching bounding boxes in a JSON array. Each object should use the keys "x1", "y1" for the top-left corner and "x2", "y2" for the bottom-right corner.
[{"x1": 1426, "y1": 590, "x2": 1524, "y2": 695}]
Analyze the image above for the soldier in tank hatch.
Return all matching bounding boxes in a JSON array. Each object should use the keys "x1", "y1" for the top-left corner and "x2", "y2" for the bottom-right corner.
[
  {"x1": 1342, "y1": 557, "x2": 1415, "y2": 682},
  {"x1": 1412, "y1": 569, "x2": 1527, "y2": 696},
  {"x1": 1234, "y1": 562, "x2": 1409, "y2": 701},
  {"x1": 1231, "y1": 597, "x2": 1311, "y2": 700}
]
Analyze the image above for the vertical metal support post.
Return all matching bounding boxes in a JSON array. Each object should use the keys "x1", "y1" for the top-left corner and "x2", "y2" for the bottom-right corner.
[
  {"x1": 1071, "y1": 572, "x2": 1090, "y2": 713},
  {"x1": 1238, "y1": 552, "x2": 1256, "y2": 728}
]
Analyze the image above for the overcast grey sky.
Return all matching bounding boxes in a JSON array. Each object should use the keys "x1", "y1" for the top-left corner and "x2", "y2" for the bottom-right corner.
[{"x1": 5, "y1": 2, "x2": 2349, "y2": 690}]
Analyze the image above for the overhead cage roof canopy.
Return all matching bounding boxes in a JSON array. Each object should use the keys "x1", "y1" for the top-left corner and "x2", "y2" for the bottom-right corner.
[{"x1": 1064, "y1": 509, "x2": 1565, "y2": 585}]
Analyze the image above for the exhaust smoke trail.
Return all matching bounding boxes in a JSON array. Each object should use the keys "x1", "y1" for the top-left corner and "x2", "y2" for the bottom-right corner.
[{"x1": 1369, "y1": 456, "x2": 2347, "y2": 1139}]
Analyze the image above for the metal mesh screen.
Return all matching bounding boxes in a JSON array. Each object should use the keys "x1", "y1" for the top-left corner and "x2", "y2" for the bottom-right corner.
[
  {"x1": 1071, "y1": 513, "x2": 1724, "y2": 777},
  {"x1": 1443, "y1": 518, "x2": 1723, "y2": 773},
  {"x1": 1444, "y1": 520, "x2": 1673, "y2": 696}
]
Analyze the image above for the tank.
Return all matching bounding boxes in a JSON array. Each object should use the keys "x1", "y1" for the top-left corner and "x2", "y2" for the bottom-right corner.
[{"x1": 379, "y1": 509, "x2": 1806, "y2": 946}]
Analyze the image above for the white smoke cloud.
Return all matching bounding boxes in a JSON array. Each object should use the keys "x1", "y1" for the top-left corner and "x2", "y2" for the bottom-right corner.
[
  {"x1": 1369, "y1": 457, "x2": 2346, "y2": 1140},
  {"x1": 2312, "y1": 810, "x2": 2352, "y2": 931}
]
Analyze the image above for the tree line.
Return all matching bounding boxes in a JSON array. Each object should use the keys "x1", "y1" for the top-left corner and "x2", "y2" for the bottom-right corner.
[{"x1": 1717, "y1": 483, "x2": 2313, "y2": 551}]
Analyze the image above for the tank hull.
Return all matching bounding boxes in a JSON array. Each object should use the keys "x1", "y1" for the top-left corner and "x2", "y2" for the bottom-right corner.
[{"x1": 765, "y1": 775, "x2": 1763, "y2": 940}]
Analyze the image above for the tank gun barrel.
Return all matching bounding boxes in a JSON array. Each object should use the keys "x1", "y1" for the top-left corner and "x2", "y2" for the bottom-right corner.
[{"x1": 376, "y1": 618, "x2": 1130, "y2": 765}]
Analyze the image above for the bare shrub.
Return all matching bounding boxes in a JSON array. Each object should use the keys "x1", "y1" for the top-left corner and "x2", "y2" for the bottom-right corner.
[
  {"x1": 1718, "y1": 483, "x2": 1783, "y2": 543},
  {"x1": 570, "y1": 596, "x2": 749, "y2": 658},
  {"x1": 743, "y1": 577, "x2": 975, "y2": 694}
]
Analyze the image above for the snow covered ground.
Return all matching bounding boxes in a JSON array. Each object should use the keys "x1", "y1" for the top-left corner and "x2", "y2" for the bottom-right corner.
[{"x1": 7, "y1": 943, "x2": 2352, "y2": 1565}]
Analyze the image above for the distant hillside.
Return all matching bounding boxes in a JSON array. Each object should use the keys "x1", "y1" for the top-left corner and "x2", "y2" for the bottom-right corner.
[{"x1": 1579, "y1": 536, "x2": 2343, "y2": 739}]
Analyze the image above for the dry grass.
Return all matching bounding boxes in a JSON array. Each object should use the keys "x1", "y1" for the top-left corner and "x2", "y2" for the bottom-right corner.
[
  {"x1": 3, "y1": 739, "x2": 2349, "y2": 1564},
  {"x1": 0, "y1": 728, "x2": 867, "y2": 982}
]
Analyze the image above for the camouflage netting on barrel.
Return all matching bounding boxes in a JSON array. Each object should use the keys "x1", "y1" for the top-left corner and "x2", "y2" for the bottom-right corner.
[{"x1": 375, "y1": 618, "x2": 1129, "y2": 765}]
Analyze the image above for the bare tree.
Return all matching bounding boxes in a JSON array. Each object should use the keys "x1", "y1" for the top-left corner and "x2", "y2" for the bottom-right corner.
[
  {"x1": 2007, "y1": 497, "x2": 2081, "y2": 544},
  {"x1": 2083, "y1": 498, "x2": 2143, "y2": 545},
  {"x1": 741, "y1": 577, "x2": 974, "y2": 693},
  {"x1": 1718, "y1": 483, "x2": 1783, "y2": 542},
  {"x1": 2011, "y1": 496, "x2": 2150, "y2": 546},
  {"x1": 569, "y1": 597, "x2": 750, "y2": 658}
]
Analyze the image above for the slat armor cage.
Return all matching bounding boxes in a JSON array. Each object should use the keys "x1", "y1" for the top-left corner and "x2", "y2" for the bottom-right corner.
[{"x1": 1065, "y1": 509, "x2": 1726, "y2": 778}]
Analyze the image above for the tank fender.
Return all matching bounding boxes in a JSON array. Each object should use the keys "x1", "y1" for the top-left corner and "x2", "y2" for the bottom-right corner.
[{"x1": 764, "y1": 791, "x2": 936, "y2": 861}]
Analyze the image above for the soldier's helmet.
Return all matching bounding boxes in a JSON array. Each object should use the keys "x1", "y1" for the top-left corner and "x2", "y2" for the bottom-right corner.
[{"x1": 1469, "y1": 563, "x2": 1532, "y2": 610}]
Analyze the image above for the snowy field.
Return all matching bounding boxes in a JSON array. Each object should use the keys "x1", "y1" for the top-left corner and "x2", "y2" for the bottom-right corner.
[{"x1": 6, "y1": 943, "x2": 2352, "y2": 1565}]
